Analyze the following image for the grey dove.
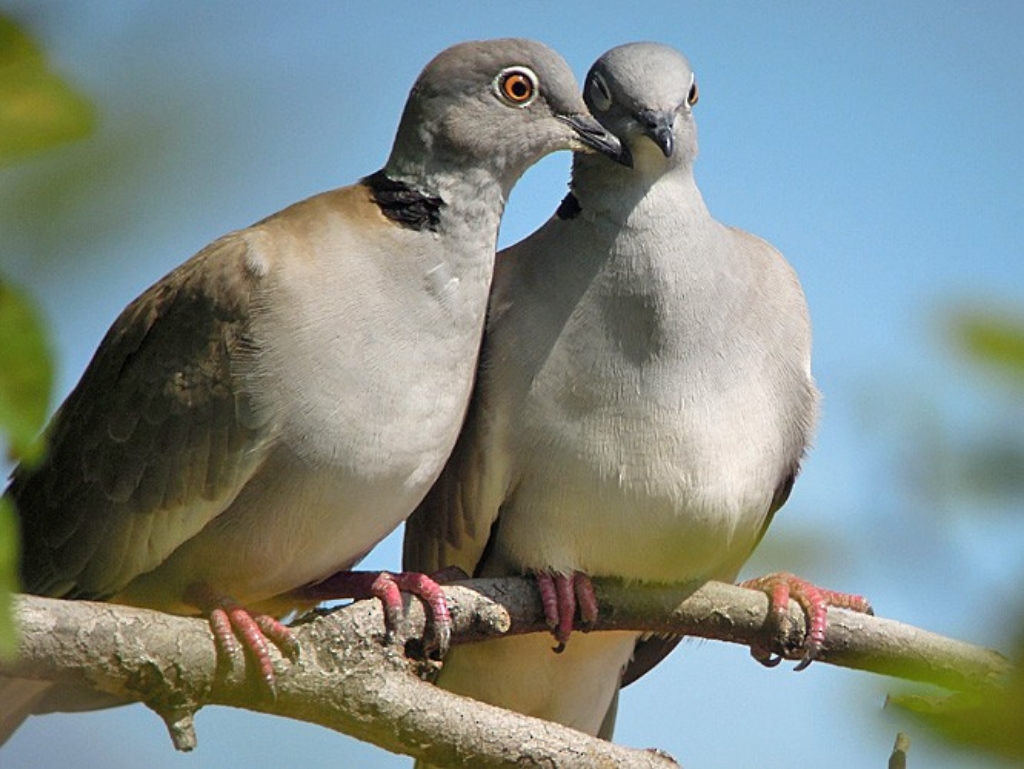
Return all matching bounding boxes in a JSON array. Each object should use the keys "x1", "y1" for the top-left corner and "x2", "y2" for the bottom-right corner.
[
  {"x1": 0, "y1": 38, "x2": 624, "y2": 745},
  {"x1": 404, "y1": 41, "x2": 869, "y2": 745}
]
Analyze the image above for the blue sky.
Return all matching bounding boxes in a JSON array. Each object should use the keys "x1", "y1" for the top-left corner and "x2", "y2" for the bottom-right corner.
[{"x1": 2, "y1": 3, "x2": 1022, "y2": 767}]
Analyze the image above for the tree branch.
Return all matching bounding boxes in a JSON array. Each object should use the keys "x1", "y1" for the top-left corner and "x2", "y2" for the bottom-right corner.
[
  {"x1": 433, "y1": 577, "x2": 1009, "y2": 693},
  {"x1": 4, "y1": 592, "x2": 676, "y2": 767},
  {"x1": 2, "y1": 577, "x2": 1011, "y2": 766}
]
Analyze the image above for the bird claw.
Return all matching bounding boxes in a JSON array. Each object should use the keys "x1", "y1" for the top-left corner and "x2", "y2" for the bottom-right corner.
[
  {"x1": 749, "y1": 647, "x2": 784, "y2": 668},
  {"x1": 740, "y1": 571, "x2": 873, "y2": 670},
  {"x1": 191, "y1": 585, "x2": 298, "y2": 699},
  {"x1": 372, "y1": 571, "x2": 453, "y2": 657},
  {"x1": 253, "y1": 613, "x2": 302, "y2": 662},
  {"x1": 535, "y1": 571, "x2": 598, "y2": 650},
  {"x1": 299, "y1": 569, "x2": 453, "y2": 657}
]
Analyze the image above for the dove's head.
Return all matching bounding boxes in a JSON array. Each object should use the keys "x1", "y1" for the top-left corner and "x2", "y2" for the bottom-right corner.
[
  {"x1": 387, "y1": 39, "x2": 627, "y2": 191},
  {"x1": 583, "y1": 42, "x2": 699, "y2": 172}
]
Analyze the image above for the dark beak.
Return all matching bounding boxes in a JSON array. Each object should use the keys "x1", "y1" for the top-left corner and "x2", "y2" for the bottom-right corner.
[
  {"x1": 559, "y1": 113, "x2": 632, "y2": 167},
  {"x1": 636, "y1": 109, "x2": 675, "y2": 158}
]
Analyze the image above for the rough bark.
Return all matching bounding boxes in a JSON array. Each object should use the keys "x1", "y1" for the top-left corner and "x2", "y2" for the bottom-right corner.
[{"x1": 1, "y1": 578, "x2": 1011, "y2": 766}]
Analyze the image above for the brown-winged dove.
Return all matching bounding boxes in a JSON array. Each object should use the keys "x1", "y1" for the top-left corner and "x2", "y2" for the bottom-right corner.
[{"x1": 0, "y1": 38, "x2": 624, "y2": 744}]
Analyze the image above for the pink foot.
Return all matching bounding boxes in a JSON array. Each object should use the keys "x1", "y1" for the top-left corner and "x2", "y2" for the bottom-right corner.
[
  {"x1": 740, "y1": 571, "x2": 873, "y2": 670},
  {"x1": 535, "y1": 571, "x2": 598, "y2": 652},
  {"x1": 187, "y1": 584, "x2": 300, "y2": 697},
  {"x1": 300, "y1": 570, "x2": 453, "y2": 655}
]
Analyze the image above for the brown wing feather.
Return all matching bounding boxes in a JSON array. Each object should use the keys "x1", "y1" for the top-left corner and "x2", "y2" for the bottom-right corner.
[{"x1": 7, "y1": 233, "x2": 276, "y2": 599}]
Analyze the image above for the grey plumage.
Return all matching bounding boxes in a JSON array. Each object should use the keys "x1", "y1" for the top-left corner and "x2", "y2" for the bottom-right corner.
[
  {"x1": 1, "y1": 38, "x2": 622, "y2": 744},
  {"x1": 404, "y1": 41, "x2": 817, "y2": 740}
]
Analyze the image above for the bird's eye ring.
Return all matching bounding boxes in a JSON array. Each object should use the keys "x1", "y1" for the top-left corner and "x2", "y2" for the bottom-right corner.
[
  {"x1": 495, "y1": 67, "x2": 539, "y2": 107},
  {"x1": 588, "y1": 71, "x2": 613, "y2": 112}
]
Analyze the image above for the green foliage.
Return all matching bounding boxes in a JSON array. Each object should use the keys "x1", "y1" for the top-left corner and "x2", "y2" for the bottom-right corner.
[
  {"x1": 948, "y1": 311, "x2": 1024, "y2": 503},
  {"x1": 884, "y1": 308, "x2": 1024, "y2": 761},
  {"x1": 0, "y1": 12, "x2": 95, "y2": 164},
  {"x1": 951, "y1": 310, "x2": 1024, "y2": 389},
  {"x1": 0, "y1": 497, "x2": 19, "y2": 657},
  {"x1": 0, "y1": 281, "x2": 52, "y2": 465},
  {"x1": 0, "y1": 11, "x2": 93, "y2": 656},
  {"x1": 891, "y1": 634, "x2": 1024, "y2": 762},
  {"x1": 0, "y1": 280, "x2": 51, "y2": 658}
]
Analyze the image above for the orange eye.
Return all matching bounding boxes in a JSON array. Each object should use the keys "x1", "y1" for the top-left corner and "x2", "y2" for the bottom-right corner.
[
  {"x1": 687, "y1": 79, "x2": 699, "y2": 107},
  {"x1": 495, "y1": 67, "x2": 538, "y2": 107}
]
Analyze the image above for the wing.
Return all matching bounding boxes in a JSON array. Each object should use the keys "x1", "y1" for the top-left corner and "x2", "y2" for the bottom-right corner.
[
  {"x1": 8, "y1": 232, "x2": 277, "y2": 599},
  {"x1": 402, "y1": 210, "x2": 578, "y2": 576},
  {"x1": 401, "y1": 248, "x2": 530, "y2": 577},
  {"x1": 402, "y1": 374, "x2": 506, "y2": 576}
]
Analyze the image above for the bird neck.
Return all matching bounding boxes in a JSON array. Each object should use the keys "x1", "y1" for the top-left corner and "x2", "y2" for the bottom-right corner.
[
  {"x1": 363, "y1": 170, "x2": 444, "y2": 232},
  {"x1": 569, "y1": 152, "x2": 708, "y2": 226},
  {"x1": 380, "y1": 156, "x2": 509, "y2": 241}
]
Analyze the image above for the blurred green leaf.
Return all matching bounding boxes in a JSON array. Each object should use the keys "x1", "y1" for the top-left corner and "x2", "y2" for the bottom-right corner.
[
  {"x1": 0, "y1": 496, "x2": 19, "y2": 658},
  {"x1": 954, "y1": 439, "x2": 1024, "y2": 501},
  {"x1": 0, "y1": 13, "x2": 95, "y2": 164},
  {"x1": 890, "y1": 634, "x2": 1024, "y2": 761},
  {"x1": 0, "y1": 279, "x2": 52, "y2": 464},
  {"x1": 0, "y1": 10, "x2": 90, "y2": 668},
  {"x1": 951, "y1": 310, "x2": 1024, "y2": 387}
]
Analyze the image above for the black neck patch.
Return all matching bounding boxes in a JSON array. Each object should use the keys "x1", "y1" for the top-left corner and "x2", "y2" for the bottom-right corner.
[
  {"x1": 364, "y1": 170, "x2": 444, "y2": 232},
  {"x1": 556, "y1": 191, "x2": 582, "y2": 220}
]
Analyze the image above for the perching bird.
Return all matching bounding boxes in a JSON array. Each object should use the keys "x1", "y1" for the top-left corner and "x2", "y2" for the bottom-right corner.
[
  {"x1": 404, "y1": 41, "x2": 869, "y2": 742},
  {"x1": 0, "y1": 38, "x2": 624, "y2": 744}
]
